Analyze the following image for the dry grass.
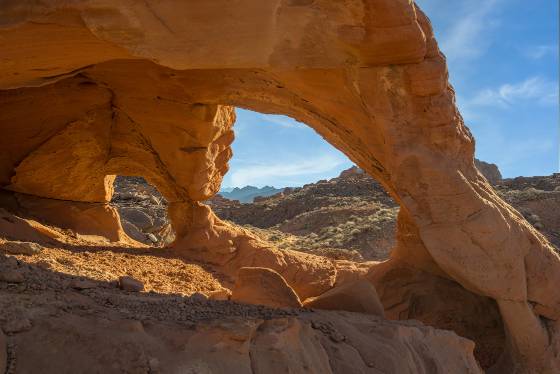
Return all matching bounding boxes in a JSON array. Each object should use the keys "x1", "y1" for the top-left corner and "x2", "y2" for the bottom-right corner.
[{"x1": 236, "y1": 205, "x2": 399, "y2": 261}]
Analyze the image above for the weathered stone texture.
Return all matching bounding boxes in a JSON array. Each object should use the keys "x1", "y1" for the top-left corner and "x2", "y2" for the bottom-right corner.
[{"x1": 0, "y1": 1, "x2": 558, "y2": 372}]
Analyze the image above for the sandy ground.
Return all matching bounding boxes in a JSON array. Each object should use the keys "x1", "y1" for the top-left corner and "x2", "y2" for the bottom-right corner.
[{"x1": 14, "y1": 245, "x2": 228, "y2": 296}]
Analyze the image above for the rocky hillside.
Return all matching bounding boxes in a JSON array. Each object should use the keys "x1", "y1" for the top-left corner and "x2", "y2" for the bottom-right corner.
[
  {"x1": 209, "y1": 167, "x2": 398, "y2": 261},
  {"x1": 496, "y1": 174, "x2": 560, "y2": 248},
  {"x1": 209, "y1": 165, "x2": 560, "y2": 261},
  {"x1": 110, "y1": 176, "x2": 174, "y2": 247}
]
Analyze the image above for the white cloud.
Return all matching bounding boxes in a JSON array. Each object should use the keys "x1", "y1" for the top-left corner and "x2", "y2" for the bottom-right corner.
[
  {"x1": 438, "y1": 0, "x2": 501, "y2": 61},
  {"x1": 228, "y1": 155, "x2": 346, "y2": 187},
  {"x1": 256, "y1": 113, "x2": 305, "y2": 129},
  {"x1": 523, "y1": 44, "x2": 558, "y2": 60},
  {"x1": 233, "y1": 111, "x2": 306, "y2": 136},
  {"x1": 468, "y1": 76, "x2": 559, "y2": 108}
]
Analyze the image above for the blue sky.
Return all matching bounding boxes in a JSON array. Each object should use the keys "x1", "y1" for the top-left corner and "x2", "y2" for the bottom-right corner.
[{"x1": 222, "y1": 0, "x2": 558, "y2": 188}]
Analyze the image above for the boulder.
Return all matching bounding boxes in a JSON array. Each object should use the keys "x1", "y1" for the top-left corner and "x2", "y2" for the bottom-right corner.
[
  {"x1": 120, "y1": 220, "x2": 147, "y2": 243},
  {"x1": 118, "y1": 276, "x2": 144, "y2": 292},
  {"x1": 119, "y1": 208, "x2": 154, "y2": 230},
  {"x1": 190, "y1": 292, "x2": 208, "y2": 303},
  {"x1": 231, "y1": 267, "x2": 302, "y2": 308},
  {"x1": 1, "y1": 241, "x2": 42, "y2": 256},
  {"x1": 303, "y1": 279, "x2": 384, "y2": 317}
]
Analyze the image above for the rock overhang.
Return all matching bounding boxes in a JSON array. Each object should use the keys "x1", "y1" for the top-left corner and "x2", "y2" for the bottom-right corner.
[{"x1": 0, "y1": 1, "x2": 559, "y2": 372}]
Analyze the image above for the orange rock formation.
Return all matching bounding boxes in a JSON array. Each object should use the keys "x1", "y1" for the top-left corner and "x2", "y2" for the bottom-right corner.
[{"x1": 0, "y1": 1, "x2": 558, "y2": 372}]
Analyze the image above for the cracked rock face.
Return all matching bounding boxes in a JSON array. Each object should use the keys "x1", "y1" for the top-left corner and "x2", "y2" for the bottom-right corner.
[{"x1": 0, "y1": 1, "x2": 559, "y2": 372}]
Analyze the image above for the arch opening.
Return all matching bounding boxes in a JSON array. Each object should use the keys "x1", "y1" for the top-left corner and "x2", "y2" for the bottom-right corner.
[
  {"x1": 209, "y1": 107, "x2": 506, "y2": 369},
  {"x1": 210, "y1": 109, "x2": 399, "y2": 262},
  {"x1": 110, "y1": 175, "x2": 175, "y2": 247},
  {"x1": 0, "y1": 58, "x2": 533, "y2": 371}
]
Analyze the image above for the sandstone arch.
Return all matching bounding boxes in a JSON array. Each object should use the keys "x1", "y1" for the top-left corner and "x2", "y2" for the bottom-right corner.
[{"x1": 0, "y1": 1, "x2": 559, "y2": 372}]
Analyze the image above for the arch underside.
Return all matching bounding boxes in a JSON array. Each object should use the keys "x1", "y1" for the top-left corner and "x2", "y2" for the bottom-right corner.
[{"x1": 0, "y1": 1, "x2": 559, "y2": 372}]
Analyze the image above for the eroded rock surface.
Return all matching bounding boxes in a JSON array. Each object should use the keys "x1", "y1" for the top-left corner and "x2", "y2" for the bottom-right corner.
[
  {"x1": 231, "y1": 267, "x2": 302, "y2": 308},
  {"x1": 0, "y1": 253, "x2": 483, "y2": 374},
  {"x1": 475, "y1": 159, "x2": 502, "y2": 185},
  {"x1": 304, "y1": 279, "x2": 385, "y2": 317},
  {"x1": 0, "y1": 1, "x2": 558, "y2": 372}
]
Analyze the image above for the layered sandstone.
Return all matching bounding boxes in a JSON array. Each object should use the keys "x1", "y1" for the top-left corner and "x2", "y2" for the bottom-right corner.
[
  {"x1": 0, "y1": 1, "x2": 559, "y2": 372},
  {"x1": 0, "y1": 248, "x2": 483, "y2": 374}
]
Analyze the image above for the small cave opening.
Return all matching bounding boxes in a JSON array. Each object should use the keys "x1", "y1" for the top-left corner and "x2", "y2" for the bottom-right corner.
[{"x1": 109, "y1": 176, "x2": 175, "y2": 247}]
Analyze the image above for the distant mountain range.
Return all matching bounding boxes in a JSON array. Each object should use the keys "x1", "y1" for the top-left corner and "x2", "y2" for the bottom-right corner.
[{"x1": 219, "y1": 185, "x2": 284, "y2": 203}]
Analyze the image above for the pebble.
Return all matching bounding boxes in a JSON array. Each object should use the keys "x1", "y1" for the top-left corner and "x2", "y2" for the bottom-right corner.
[
  {"x1": 1, "y1": 241, "x2": 42, "y2": 256},
  {"x1": 118, "y1": 276, "x2": 144, "y2": 292}
]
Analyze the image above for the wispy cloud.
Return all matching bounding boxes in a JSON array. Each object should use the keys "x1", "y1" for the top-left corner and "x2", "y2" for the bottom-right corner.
[
  {"x1": 228, "y1": 155, "x2": 346, "y2": 187},
  {"x1": 234, "y1": 111, "x2": 305, "y2": 136},
  {"x1": 468, "y1": 76, "x2": 559, "y2": 108},
  {"x1": 255, "y1": 113, "x2": 305, "y2": 129},
  {"x1": 438, "y1": 0, "x2": 501, "y2": 61},
  {"x1": 523, "y1": 44, "x2": 558, "y2": 60}
]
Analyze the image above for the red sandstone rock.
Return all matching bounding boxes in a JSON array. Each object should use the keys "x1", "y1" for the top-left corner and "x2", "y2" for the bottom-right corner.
[
  {"x1": 1, "y1": 241, "x2": 42, "y2": 256},
  {"x1": 208, "y1": 288, "x2": 232, "y2": 301},
  {"x1": 232, "y1": 267, "x2": 302, "y2": 308},
  {"x1": 304, "y1": 279, "x2": 384, "y2": 317},
  {"x1": 118, "y1": 276, "x2": 144, "y2": 292},
  {"x1": 0, "y1": 1, "x2": 557, "y2": 371}
]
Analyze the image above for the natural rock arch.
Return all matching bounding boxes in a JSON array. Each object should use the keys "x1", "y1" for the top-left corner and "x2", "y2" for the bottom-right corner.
[{"x1": 0, "y1": 1, "x2": 558, "y2": 372}]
